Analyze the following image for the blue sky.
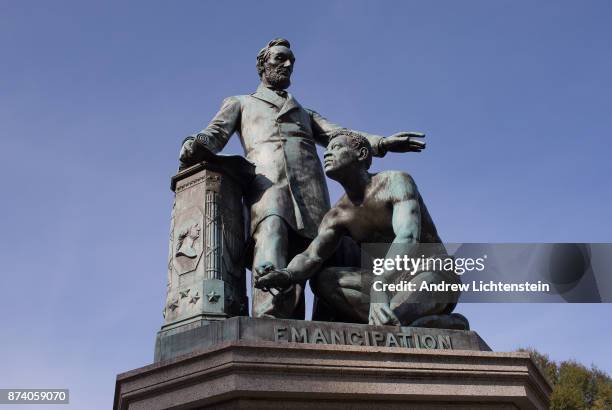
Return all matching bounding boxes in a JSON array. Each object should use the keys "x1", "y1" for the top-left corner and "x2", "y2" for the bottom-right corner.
[{"x1": 1, "y1": 1, "x2": 611, "y2": 408}]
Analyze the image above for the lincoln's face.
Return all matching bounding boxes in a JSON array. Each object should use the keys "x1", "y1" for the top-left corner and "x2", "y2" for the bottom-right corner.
[
  {"x1": 263, "y1": 45, "x2": 295, "y2": 89},
  {"x1": 323, "y1": 135, "x2": 357, "y2": 180}
]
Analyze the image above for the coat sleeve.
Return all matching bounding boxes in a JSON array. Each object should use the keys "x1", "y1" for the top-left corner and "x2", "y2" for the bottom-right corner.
[
  {"x1": 186, "y1": 96, "x2": 241, "y2": 154},
  {"x1": 307, "y1": 109, "x2": 386, "y2": 157}
]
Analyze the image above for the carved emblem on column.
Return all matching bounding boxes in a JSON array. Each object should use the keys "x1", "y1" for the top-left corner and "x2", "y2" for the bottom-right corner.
[
  {"x1": 172, "y1": 207, "x2": 204, "y2": 275},
  {"x1": 176, "y1": 224, "x2": 200, "y2": 258},
  {"x1": 206, "y1": 290, "x2": 221, "y2": 303}
]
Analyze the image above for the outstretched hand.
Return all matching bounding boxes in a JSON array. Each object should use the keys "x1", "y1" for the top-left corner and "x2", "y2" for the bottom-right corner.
[
  {"x1": 383, "y1": 132, "x2": 426, "y2": 153},
  {"x1": 254, "y1": 262, "x2": 294, "y2": 292},
  {"x1": 368, "y1": 302, "x2": 400, "y2": 326}
]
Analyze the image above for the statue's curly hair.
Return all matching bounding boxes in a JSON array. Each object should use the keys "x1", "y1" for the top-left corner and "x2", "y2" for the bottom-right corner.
[
  {"x1": 328, "y1": 128, "x2": 373, "y2": 169},
  {"x1": 256, "y1": 38, "x2": 291, "y2": 78}
]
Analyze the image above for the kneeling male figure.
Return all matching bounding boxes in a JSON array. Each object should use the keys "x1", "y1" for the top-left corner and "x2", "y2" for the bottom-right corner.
[{"x1": 255, "y1": 129, "x2": 467, "y2": 328}]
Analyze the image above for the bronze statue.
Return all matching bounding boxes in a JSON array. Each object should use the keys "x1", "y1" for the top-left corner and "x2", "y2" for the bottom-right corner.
[
  {"x1": 179, "y1": 38, "x2": 426, "y2": 319},
  {"x1": 254, "y1": 130, "x2": 468, "y2": 329}
]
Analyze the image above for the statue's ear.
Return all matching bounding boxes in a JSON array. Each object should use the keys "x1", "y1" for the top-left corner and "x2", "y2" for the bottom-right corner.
[{"x1": 357, "y1": 147, "x2": 369, "y2": 162}]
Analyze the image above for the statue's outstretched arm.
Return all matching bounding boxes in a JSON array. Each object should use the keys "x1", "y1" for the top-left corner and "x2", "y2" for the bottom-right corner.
[
  {"x1": 286, "y1": 215, "x2": 346, "y2": 282},
  {"x1": 254, "y1": 211, "x2": 346, "y2": 290},
  {"x1": 307, "y1": 109, "x2": 385, "y2": 157},
  {"x1": 308, "y1": 109, "x2": 426, "y2": 157}
]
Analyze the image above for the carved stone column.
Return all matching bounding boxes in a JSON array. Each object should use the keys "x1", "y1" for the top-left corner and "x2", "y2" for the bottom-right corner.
[{"x1": 160, "y1": 157, "x2": 254, "y2": 333}]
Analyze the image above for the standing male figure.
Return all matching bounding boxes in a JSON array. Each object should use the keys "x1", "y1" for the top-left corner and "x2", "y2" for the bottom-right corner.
[{"x1": 179, "y1": 38, "x2": 425, "y2": 319}]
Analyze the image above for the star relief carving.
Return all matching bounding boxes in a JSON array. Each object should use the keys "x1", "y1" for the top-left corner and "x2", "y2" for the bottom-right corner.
[
  {"x1": 168, "y1": 299, "x2": 179, "y2": 311},
  {"x1": 189, "y1": 292, "x2": 200, "y2": 304},
  {"x1": 206, "y1": 290, "x2": 221, "y2": 303},
  {"x1": 179, "y1": 289, "x2": 190, "y2": 299}
]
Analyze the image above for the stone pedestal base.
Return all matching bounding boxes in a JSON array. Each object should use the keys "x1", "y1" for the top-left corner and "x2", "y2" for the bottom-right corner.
[
  {"x1": 116, "y1": 326, "x2": 551, "y2": 409},
  {"x1": 154, "y1": 316, "x2": 489, "y2": 362}
]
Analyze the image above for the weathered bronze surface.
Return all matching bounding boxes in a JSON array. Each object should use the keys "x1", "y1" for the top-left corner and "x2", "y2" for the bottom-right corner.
[
  {"x1": 126, "y1": 38, "x2": 555, "y2": 410},
  {"x1": 255, "y1": 130, "x2": 467, "y2": 329},
  {"x1": 178, "y1": 38, "x2": 425, "y2": 319}
]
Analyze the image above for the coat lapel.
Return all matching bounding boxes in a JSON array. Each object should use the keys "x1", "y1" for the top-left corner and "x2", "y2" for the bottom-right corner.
[
  {"x1": 251, "y1": 84, "x2": 285, "y2": 109},
  {"x1": 251, "y1": 84, "x2": 303, "y2": 118},
  {"x1": 277, "y1": 93, "x2": 301, "y2": 118}
]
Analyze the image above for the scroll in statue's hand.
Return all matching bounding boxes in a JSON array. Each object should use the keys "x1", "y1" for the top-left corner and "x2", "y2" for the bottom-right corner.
[
  {"x1": 368, "y1": 302, "x2": 400, "y2": 326},
  {"x1": 254, "y1": 262, "x2": 294, "y2": 292},
  {"x1": 382, "y1": 132, "x2": 426, "y2": 153}
]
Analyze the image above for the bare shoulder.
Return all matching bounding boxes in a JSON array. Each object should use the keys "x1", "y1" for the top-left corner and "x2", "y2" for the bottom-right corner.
[
  {"x1": 372, "y1": 171, "x2": 418, "y2": 201},
  {"x1": 319, "y1": 196, "x2": 351, "y2": 231}
]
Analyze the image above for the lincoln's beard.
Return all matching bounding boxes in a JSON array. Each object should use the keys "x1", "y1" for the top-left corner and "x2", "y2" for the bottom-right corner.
[{"x1": 263, "y1": 64, "x2": 291, "y2": 89}]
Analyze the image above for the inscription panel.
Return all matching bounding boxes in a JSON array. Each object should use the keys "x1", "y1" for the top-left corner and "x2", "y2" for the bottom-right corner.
[
  {"x1": 155, "y1": 317, "x2": 490, "y2": 362},
  {"x1": 271, "y1": 325, "x2": 455, "y2": 349}
]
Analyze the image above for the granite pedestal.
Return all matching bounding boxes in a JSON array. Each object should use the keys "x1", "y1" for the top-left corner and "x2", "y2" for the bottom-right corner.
[{"x1": 116, "y1": 318, "x2": 551, "y2": 409}]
